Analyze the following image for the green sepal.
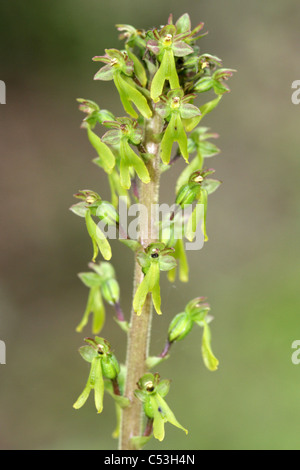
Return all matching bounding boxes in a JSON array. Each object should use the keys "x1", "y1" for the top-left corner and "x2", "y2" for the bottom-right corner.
[
  {"x1": 87, "y1": 126, "x2": 116, "y2": 174},
  {"x1": 79, "y1": 345, "x2": 98, "y2": 363},
  {"x1": 156, "y1": 379, "x2": 171, "y2": 398},
  {"x1": 70, "y1": 201, "x2": 89, "y2": 218},
  {"x1": 85, "y1": 210, "x2": 112, "y2": 261},
  {"x1": 150, "y1": 49, "x2": 180, "y2": 102},
  {"x1": 78, "y1": 272, "x2": 102, "y2": 288}
]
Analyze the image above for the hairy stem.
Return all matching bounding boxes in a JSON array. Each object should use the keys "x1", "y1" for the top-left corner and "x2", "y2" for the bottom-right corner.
[{"x1": 119, "y1": 111, "x2": 163, "y2": 450}]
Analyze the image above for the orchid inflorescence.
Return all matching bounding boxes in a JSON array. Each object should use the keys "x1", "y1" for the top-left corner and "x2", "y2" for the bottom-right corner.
[{"x1": 71, "y1": 13, "x2": 234, "y2": 449}]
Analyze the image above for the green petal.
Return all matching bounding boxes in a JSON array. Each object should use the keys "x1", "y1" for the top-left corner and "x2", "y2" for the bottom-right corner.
[{"x1": 87, "y1": 127, "x2": 115, "y2": 173}]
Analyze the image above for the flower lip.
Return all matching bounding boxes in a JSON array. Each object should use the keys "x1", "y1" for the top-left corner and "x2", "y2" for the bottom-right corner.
[
  {"x1": 163, "y1": 33, "x2": 173, "y2": 46},
  {"x1": 145, "y1": 381, "x2": 155, "y2": 392}
]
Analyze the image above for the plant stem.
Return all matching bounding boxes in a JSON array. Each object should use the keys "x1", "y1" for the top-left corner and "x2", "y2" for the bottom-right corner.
[{"x1": 119, "y1": 111, "x2": 163, "y2": 450}]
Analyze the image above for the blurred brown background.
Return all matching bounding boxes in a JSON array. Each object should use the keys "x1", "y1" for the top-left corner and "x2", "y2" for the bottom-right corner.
[{"x1": 0, "y1": 0, "x2": 300, "y2": 450}]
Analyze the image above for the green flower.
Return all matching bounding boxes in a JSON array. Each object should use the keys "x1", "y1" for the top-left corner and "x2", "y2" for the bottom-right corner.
[
  {"x1": 133, "y1": 243, "x2": 176, "y2": 316},
  {"x1": 77, "y1": 98, "x2": 115, "y2": 130},
  {"x1": 135, "y1": 373, "x2": 188, "y2": 441},
  {"x1": 195, "y1": 68, "x2": 236, "y2": 95},
  {"x1": 176, "y1": 169, "x2": 219, "y2": 242},
  {"x1": 76, "y1": 262, "x2": 121, "y2": 334},
  {"x1": 166, "y1": 298, "x2": 219, "y2": 371},
  {"x1": 176, "y1": 127, "x2": 221, "y2": 192},
  {"x1": 93, "y1": 49, "x2": 152, "y2": 119},
  {"x1": 71, "y1": 190, "x2": 118, "y2": 262},
  {"x1": 102, "y1": 117, "x2": 150, "y2": 189},
  {"x1": 147, "y1": 24, "x2": 194, "y2": 102},
  {"x1": 155, "y1": 88, "x2": 201, "y2": 164},
  {"x1": 73, "y1": 337, "x2": 120, "y2": 414}
]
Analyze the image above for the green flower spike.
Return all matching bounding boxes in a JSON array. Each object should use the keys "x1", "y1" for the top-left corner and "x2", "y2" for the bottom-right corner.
[
  {"x1": 156, "y1": 89, "x2": 201, "y2": 165},
  {"x1": 73, "y1": 337, "x2": 120, "y2": 414},
  {"x1": 102, "y1": 117, "x2": 150, "y2": 189},
  {"x1": 116, "y1": 24, "x2": 147, "y2": 50},
  {"x1": 135, "y1": 373, "x2": 188, "y2": 442},
  {"x1": 147, "y1": 24, "x2": 194, "y2": 102},
  {"x1": 76, "y1": 262, "x2": 123, "y2": 334},
  {"x1": 93, "y1": 49, "x2": 152, "y2": 119},
  {"x1": 133, "y1": 243, "x2": 176, "y2": 316}
]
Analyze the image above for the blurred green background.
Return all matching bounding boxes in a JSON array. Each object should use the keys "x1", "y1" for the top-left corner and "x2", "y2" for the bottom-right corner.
[{"x1": 0, "y1": 0, "x2": 300, "y2": 450}]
